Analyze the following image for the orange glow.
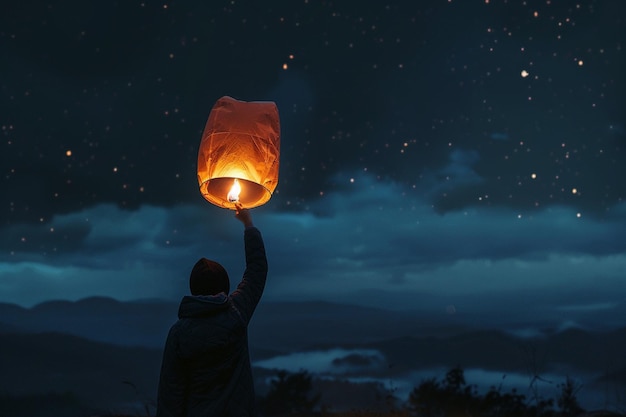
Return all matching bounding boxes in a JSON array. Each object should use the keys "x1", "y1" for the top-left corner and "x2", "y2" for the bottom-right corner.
[
  {"x1": 227, "y1": 178, "x2": 241, "y2": 202},
  {"x1": 197, "y1": 96, "x2": 280, "y2": 210}
]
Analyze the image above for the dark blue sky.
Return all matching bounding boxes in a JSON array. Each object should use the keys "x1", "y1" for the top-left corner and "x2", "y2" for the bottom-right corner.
[{"x1": 1, "y1": 1, "x2": 625, "y2": 320}]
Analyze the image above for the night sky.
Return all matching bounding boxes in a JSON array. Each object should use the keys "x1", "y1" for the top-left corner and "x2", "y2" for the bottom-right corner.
[{"x1": 1, "y1": 1, "x2": 625, "y2": 321}]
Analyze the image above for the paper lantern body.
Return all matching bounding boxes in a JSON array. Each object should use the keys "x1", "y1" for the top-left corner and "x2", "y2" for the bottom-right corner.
[{"x1": 197, "y1": 96, "x2": 280, "y2": 209}]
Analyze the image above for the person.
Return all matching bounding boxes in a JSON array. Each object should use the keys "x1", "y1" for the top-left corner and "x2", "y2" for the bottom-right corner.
[{"x1": 156, "y1": 204, "x2": 268, "y2": 417}]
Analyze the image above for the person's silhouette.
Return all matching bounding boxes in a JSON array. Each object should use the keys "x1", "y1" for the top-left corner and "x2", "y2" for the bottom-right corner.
[{"x1": 157, "y1": 204, "x2": 267, "y2": 416}]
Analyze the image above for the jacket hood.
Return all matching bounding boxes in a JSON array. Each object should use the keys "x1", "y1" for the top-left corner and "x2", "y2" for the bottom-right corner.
[{"x1": 178, "y1": 294, "x2": 229, "y2": 319}]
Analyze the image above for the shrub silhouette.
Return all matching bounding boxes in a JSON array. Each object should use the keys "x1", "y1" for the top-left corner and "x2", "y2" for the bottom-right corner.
[
  {"x1": 556, "y1": 376, "x2": 584, "y2": 416},
  {"x1": 259, "y1": 369, "x2": 320, "y2": 415},
  {"x1": 254, "y1": 366, "x2": 610, "y2": 416},
  {"x1": 407, "y1": 366, "x2": 590, "y2": 417},
  {"x1": 408, "y1": 366, "x2": 480, "y2": 417}
]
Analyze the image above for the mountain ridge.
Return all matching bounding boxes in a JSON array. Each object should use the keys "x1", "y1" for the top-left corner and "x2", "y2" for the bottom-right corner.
[{"x1": 1, "y1": 298, "x2": 625, "y2": 413}]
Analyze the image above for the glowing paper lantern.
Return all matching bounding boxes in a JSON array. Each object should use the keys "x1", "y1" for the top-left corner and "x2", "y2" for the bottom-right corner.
[{"x1": 197, "y1": 96, "x2": 280, "y2": 210}]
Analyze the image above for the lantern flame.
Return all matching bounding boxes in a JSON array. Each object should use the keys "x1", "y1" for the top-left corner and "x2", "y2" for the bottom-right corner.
[{"x1": 227, "y1": 179, "x2": 241, "y2": 203}]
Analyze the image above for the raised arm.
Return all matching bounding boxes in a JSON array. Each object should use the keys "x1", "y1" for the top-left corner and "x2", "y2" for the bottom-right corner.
[{"x1": 231, "y1": 204, "x2": 268, "y2": 324}]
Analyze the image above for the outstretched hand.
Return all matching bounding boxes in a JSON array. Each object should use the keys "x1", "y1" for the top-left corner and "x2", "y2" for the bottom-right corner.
[{"x1": 234, "y1": 203, "x2": 254, "y2": 228}]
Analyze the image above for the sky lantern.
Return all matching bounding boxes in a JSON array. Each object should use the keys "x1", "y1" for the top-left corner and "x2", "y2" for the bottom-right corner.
[{"x1": 197, "y1": 96, "x2": 280, "y2": 210}]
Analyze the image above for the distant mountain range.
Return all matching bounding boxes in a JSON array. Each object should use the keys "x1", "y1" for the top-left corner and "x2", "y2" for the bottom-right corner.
[
  {"x1": 0, "y1": 296, "x2": 473, "y2": 351},
  {"x1": 0, "y1": 296, "x2": 177, "y2": 349},
  {"x1": 1, "y1": 296, "x2": 625, "y2": 415}
]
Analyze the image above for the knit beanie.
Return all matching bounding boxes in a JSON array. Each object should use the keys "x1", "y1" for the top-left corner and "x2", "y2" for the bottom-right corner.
[{"x1": 189, "y1": 258, "x2": 230, "y2": 296}]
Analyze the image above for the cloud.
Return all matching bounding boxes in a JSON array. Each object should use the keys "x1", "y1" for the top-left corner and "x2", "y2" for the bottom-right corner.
[
  {"x1": 1, "y1": 172, "x2": 625, "y2": 309},
  {"x1": 442, "y1": 149, "x2": 482, "y2": 183},
  {"x1": 555, "y1": 302, "x2": 619, "y2": 313},
  {"x1": 0, "y1": 203, "x2": 243, "y2": 306},
  {"x1": 0, "y1": 261, "x2": 186, "y2": 307},
  {"x1": 260, "y1": 172, "x2": 626, "y2": 304}
]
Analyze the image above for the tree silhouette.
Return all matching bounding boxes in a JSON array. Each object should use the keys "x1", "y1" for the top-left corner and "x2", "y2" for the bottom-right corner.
[
  {"x1": 260, "y1": 369, "x2": 320, "y2": 416},
  {"x1": 408, "y1": 366, "x2": 479, "y2": 417},
  {"x1": 557, "y1": 376, "x2": 584, "y2": 416},
  {"x1": 407, "y1": 366, "x2": 574, "y2": 417}
]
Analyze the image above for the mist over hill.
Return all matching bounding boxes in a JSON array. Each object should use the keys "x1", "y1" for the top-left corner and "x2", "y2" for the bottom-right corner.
[{"x1": 1, "y1": 296, "x2": 625, "y2": 413}]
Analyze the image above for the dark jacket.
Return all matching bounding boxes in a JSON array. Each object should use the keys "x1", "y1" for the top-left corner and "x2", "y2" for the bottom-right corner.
[{"x1": 157, "y1": 226, "x2": 268, "y2": 417}]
